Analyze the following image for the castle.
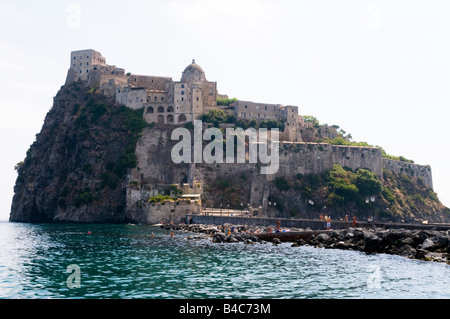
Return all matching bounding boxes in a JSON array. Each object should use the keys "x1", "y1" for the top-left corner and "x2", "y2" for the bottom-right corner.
[
  {"x1": 66, "y1": 49, "x2": 303, "y2": 141},
  {"x1": 65, "y1": 49, "x2": 434, "y2": 223}
]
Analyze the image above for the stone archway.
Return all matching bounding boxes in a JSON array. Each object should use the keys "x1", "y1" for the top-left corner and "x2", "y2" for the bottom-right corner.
[
  {"x1": 157, "y1": 114, "x2": 164, "y2": 124},
  {"x1": 157, "y1": 106, "x2": 164, "y2": 113},
  {"x1": 167, "y1": 114, "x2": 174, "y2": 124},
  {"x1": 179, "y1": 172, "x2": 188, "y2": 186},
  {"x1": 178, "y1": 114, "x2": 187, "y2": 123}
]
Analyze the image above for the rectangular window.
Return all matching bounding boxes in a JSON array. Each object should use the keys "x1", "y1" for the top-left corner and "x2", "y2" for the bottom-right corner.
[
  {"x1": 265, "y1": 106, "x2": 268, "y2": 111},
  {"x1": 155, "y1": 97, "x2": 158, "y2": 101},
  {"x1": 86, "y1": 62, "x2": 89, "y2": 66},
  {"x1": 196, "y1": 97, "x2": 199, "y2": 101},
  {"x1": 181, "y1": 91, "x2": 185, "y2": 95},
  {"x1": 161, "y1": 97, "x2": 164, "y2": 101},
  {"x1": 245, "y1": 105, "x2": 248, "y2": 109},
  {"x1": 258, "y1": 114, "x2": 260, "y2": 118},
  {"x1": 181, "y1": 97, "x2": 184, "y2": 102}
]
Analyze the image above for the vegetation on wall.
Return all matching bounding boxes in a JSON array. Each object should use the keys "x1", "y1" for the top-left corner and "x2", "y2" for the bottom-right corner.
[
  {"x1": 269, "y1": 164, "x2": 445, "y2": 222},
  {"x1": 201, "y1": 109, "x2": 286, "y2": 132},
  {"x1": 216, "y1": 97, "x2": 238, "y2": 106}
]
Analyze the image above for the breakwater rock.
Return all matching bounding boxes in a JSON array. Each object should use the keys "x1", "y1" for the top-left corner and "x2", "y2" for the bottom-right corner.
[
  {"x1": 294, "y1": 227, "x2": 450, "y2": 264},
  {"x1": 167, "y1": 223, "x2": 450, "y2": 264}
]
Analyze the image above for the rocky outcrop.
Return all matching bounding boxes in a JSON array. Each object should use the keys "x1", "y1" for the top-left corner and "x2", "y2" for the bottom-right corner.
[
  {"x1": 10, "y1": 81, "x2": 147, "y2": 223},
  {"x1": 176, "y1": 223, "x2": 450, "y2": 264},
  {"x1": 295, "y1": 227, "x2": 450, "y2": 263}
]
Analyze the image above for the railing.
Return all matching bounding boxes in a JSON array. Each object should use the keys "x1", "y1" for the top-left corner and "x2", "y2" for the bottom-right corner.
[{"x1": 198, "y1": 208, "x2": 251, "y2": 218}]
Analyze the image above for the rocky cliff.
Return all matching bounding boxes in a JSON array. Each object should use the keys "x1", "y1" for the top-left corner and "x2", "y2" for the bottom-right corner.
[{"x1": 10, "y1": 81, "x2": 147, "y2": 223}]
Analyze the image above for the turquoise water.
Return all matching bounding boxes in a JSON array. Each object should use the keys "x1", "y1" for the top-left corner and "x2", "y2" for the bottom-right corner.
[{"x1": 0, "y1": 221, "x2": 449, "y2": 299}]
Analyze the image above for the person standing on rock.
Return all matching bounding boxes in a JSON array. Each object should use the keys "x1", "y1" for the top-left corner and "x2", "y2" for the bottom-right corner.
[
  {"x1": 326, "y1": 217, "x2": 331, "y2": 230},
  {"x1": 352, "y1": 216, "x2": 357, "y2": 228}
]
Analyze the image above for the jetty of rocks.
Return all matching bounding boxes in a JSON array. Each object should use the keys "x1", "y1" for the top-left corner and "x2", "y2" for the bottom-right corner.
[{"x1": 163, "y1": 223, "x2": 450, "y2": 264}]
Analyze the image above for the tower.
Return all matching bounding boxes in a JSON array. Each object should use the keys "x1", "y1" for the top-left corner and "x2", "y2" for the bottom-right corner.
[
  {"x1": 66, "y1": 49, "x2": 106, "y2": 84},
  {"x1": 174, "y1": 59, "x2": 217, "y2": 123}
]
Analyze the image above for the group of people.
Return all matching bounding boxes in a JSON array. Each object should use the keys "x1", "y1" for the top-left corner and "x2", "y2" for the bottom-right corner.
[{"x1": 319, "y1": 214, "x2": 358, "y2": 229}]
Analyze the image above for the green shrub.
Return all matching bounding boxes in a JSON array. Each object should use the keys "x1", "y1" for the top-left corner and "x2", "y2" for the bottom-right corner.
[
  {"x1": 354, "y1": 169, "x2": 382, "y2": 197},
  {"x1": 216, "y1": 97, "x2": 238, "y2": 106},
  {"x1": 73, "y1": 189, "x2": 94, "y2": 207},
  {"x1": 275, "y1": 177, "x2": 291, "y2": 191},
  {"x1": 114, "y1": 152, "x2": 137, "y2": 177},
  {"x1": 149, "y1": 194, "x2": 174, "y2": 203}
]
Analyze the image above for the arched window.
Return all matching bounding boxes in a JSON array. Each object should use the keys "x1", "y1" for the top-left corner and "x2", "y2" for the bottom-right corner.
[
  {"x1": 167, "y1": 106, "x2": 174, "y2": 113},
  {"x1": 157, "y1": 106, "x2": 164, "y2": 113},
  {"x1": 157, "y1": 115, "x2": 165, "y2": 124},
  {"x1": 178, "y1": 114, "x2": 187, "y2": 123},
  {"x1": 146, "y1": 107, "x2": 154, "y2": 114},
  {"x1": 167, "y1": 114, "x2": 174, "y2": 124}
]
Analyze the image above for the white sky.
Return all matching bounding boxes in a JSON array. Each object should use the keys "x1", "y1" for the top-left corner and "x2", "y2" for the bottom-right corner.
[{"x1": 1, "y1": 0, "x2": 449, "y2": 221}]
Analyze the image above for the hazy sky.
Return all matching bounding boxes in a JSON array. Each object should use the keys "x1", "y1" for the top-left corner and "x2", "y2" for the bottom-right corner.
[{"x1": 1, "y1": 0, "x2": 449, "y2": 221}]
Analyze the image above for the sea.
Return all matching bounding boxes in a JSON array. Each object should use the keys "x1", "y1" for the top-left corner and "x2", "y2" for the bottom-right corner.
[{"x1": 0, "y1": 220, "x2": 449, "y2": 299}]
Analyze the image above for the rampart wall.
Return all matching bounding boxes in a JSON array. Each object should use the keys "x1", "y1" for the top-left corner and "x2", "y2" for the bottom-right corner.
[
  {"x1": 277, "y1": 143, "x2": 383, "y2": 177},
  {"x1": 383, "y1": 158, "x2": 433, "y2": 188},
  {"x1": 127, "y1": 199, "x2": 201, "y2": 225}
]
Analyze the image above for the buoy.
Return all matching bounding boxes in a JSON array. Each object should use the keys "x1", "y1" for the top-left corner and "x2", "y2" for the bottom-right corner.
[{"x1": 88, "y1": 231, "x2": 91, "y2": 235}]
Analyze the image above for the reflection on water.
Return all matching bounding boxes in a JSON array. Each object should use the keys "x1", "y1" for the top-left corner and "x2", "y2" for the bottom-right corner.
[{"x1": 0, "y1": 221, "x2": 449, "y2": 299}]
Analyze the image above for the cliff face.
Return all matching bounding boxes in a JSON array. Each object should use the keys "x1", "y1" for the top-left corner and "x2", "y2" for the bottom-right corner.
[{"x1": 10, "y1": 81, "x2": 146, "y2": 223}]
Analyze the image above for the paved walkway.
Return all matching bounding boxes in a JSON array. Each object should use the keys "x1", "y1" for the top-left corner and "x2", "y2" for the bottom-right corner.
[{"x1": 187, "y1": 214, "x2": 450, "y2": 231}]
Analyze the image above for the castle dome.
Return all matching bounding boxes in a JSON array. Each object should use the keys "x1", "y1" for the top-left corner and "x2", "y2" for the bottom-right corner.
[{"x1": 181, "y1": 59, "x2": 206, "y2": 82}]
